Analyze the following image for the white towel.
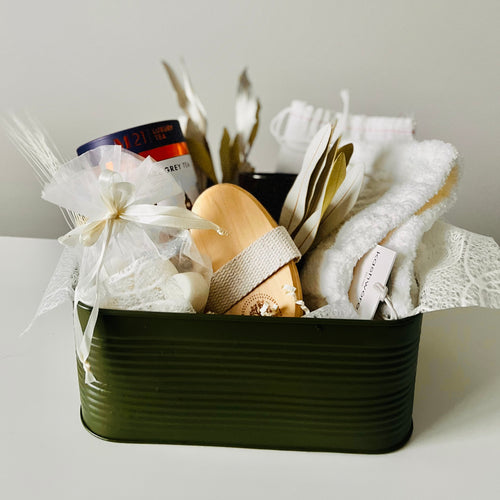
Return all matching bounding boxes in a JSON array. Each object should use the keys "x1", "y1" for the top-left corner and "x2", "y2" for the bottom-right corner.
[
  {"x1": 301, "y1": 139, "x2": 460, "y2": 319},
  {"x1": 271, "y1": 99, "x2": 500, "y2": 319}
]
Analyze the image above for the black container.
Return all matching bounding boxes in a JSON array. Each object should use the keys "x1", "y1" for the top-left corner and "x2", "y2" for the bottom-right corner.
[
  {"x1": 238, "y1": 172, "x2": 297, "y2": 222},
  {"x1": 77, "y1": 304, "x2": 422, "y2": 453}
]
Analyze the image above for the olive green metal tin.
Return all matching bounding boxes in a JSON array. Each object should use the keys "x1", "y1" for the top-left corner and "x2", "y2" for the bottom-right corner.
[{"x1": 77, "y1": 303, "x2": 422, "y2": 453}]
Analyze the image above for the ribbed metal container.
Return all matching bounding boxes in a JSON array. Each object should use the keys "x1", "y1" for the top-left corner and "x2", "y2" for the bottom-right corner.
[{"x1": 77, "y1": 303, "x2": 422, "y2": 453}]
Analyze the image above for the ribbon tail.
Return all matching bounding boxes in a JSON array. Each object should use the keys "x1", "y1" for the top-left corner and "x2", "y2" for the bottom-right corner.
[
  {"x1": 59, "y1": 225, "x2": 86, "y2": 247},
  {"x1": 60, "y1": 220, "x2": 107, "y2": 247},
  {"x1": 74, "y1": 220, "x2": 112, "y2": 385},
  {"x1": 73, "y1": 288, "x2": 98, "y2": 385},
  {"x1": 79, "y1": 296, "x2": 99, "y2": 384},
  {"x1": 85, "y1": 367, "x2": 97, "y2": 385},
  {"x1": 122, "y1": 204, "x2": 226, "y2": 234}
]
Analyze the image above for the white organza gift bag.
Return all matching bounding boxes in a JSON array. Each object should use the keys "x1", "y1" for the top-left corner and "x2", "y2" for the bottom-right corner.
[{"x1": 41, "y1": 145, "x2": 223, "y2": 382}]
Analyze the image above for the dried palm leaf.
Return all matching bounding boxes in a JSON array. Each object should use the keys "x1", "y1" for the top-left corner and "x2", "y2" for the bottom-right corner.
[
  {"x1": 235, "y1": 68, "x2": 260, "y2": 162},
  {"x1": 279, "y1": 123, "x2": 333, "y2": 234},
  {"x1": 163, "y1": 60, "x2": 207, "y2": 135},
  {"x1": 163, "y1": 61, "x2": 262, "y2": 187},
  {"x1": 184, "y1": 119, "x2": 217, "y2": 186},
  {"x1": 292, "y1": 152, "x2": 347, "y2": 254},
  {"x1": 317, "y1": 161, "x2": 364, "y2": 241},
  {"x1": 279, "y1": 120, "x2": 359, "y2": 255},
  {"x1": 219, "y1": 128, "x2": 233, "y2": 182},
  {"x1": 163, "y1": 61, "x2": 215, "y2": 187}
]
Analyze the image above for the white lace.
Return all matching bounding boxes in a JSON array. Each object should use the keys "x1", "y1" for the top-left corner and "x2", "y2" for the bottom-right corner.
[
  {"x1": 415, "y1": 220, "x2": 500, "y2": 313},
  {"x1": 79, "y1": 255, "x2": 196, "y2": 313},
  {"x1": 23, "y1": 246, "x2": 79, "y2": 334}
]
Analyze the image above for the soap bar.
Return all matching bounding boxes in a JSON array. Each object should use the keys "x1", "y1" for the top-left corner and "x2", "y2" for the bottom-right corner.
[
  {"x1": 162, "y1": 258, "x2": 178, "y2": 277},
  {"x1": 191, "y1": 183, "x2": 302, "y2": 317},
  {"x1": 170, "y1": 272, "x2": 210, "y2": 313}
]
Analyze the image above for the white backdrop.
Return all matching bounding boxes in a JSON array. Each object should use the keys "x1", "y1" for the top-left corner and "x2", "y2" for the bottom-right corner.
[{"x1": 1, "y1": 0, "x2": 499, "y2": 242}]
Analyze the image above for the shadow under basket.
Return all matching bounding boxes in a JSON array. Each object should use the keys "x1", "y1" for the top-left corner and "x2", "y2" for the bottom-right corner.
[{"x1": 77, "y1": 303, "x2": 422, "y2": 454}]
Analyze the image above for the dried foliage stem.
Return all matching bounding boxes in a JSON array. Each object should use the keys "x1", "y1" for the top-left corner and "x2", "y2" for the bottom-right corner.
[
  {"x1": 279, "y1": 122, "x2": 358, "y2": 255},
  {"x1": 163, "y1": 61, "x2": 260, "y2": 186},
  {"x1": 4, "y1": 114, "x2": 84, "y2": 228}
]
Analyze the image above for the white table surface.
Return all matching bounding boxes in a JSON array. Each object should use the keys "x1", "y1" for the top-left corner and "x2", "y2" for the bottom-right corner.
[{"x1": 1, "y1": 236, "x2": 499, "y2": 500}]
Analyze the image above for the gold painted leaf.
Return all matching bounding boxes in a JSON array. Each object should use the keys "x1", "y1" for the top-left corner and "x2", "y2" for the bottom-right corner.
[
  {"x1": 292, "y1": 145, "x2": 345, "y2": 254},
  {"x1": 219, "y1": 128, "x2": 232, "y2": 183},
  {"x1": 322, "y1": 152, "x2": 347, "y2": 216},
  {"x1": 305, "y1": 131, "x2": 338, "y2": 218},
  {"x1": 335, "y1": 142, "x2": 353, "y2": 166},
  {"x1": 328, "y1": 136, "x2": 340, "y2": 163},
  {"x1": 247, "y1": 99, "x2": 261, "y2": 151},
  {"x1": 185, "y1": 118, "x2": 217, "y2": 184},
  {"x1": 317, "y1": 161, "x2": 364, "y2": 240},
  {"x1": 231, "y1": 134, "x2": 241, "y2": 169},
  {"x1": 280, "y1": 123, "x2": 333, "y2": 234}
]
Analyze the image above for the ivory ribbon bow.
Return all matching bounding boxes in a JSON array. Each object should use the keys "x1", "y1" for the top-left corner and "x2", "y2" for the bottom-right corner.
[{"x1": 59, "y1": 169, "x2": 223, "y2": 384}]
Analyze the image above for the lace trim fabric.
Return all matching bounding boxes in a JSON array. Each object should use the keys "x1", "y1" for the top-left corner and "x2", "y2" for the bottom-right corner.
[
  {"x1": 414, "y1": 220, "x2": 500, "y2": 313},
  {"x1": 25, "y1": 246, "x2": 78, "y2": 325},
  {"x1": 78, "y1": 254, "x2": 196, "y2": 313}
]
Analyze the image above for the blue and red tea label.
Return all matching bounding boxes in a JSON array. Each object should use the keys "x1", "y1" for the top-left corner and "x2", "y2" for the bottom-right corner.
[{"x1": 77, "y1": 120, "x2": 200, "y2": 204}]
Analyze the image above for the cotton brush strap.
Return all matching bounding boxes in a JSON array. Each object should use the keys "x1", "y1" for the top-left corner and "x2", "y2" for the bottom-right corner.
[{"x1": 207, "y1": 226, "x2": 301, "y2": 314}]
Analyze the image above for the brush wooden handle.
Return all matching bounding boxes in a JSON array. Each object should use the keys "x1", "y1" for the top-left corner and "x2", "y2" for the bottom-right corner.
[{"x1": 191, "y1": 184, "x2": 302, "y2": 317}]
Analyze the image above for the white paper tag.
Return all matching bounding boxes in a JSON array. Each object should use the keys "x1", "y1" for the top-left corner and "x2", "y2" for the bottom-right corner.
[
  {"x1": 157, "y1": 154, "x2": 200, "y2": 204},
  {"x1": 348, "y1": 245, "x2": 396, "y2": 319}
]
